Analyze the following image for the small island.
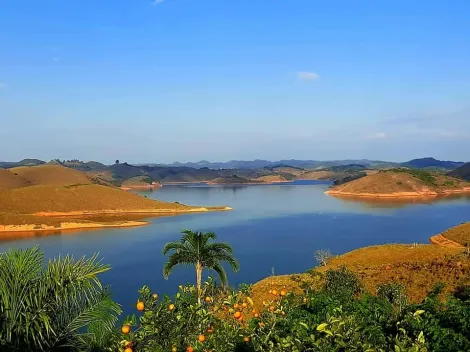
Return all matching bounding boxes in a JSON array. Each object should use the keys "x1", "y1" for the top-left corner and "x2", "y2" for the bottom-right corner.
[{"x1": 325, "y1": 168, "x2": 470, "y2": 198}]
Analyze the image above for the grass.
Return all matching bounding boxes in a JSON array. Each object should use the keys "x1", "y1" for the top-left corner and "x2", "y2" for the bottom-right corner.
[
  {"x1": 10, "y1": 164, "x2": 94, "y2": 186},
  {"x1": 440, "y1": 222, "x2": 470, "y2": 247},
  {"x1": 251, "y1": 244, "x2": 470, "y2": 305}
]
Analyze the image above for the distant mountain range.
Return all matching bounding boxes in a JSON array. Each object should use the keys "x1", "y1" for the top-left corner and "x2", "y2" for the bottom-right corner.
[
  {"x1": 151, "y1": 159, "x2": 401, "y2": 170},
  {"x1": 0, "y1": 158, "x2": 467, "y2": 186},
  {"x1": 403, "y1": 157, "x2": 465, "y2": 171}
]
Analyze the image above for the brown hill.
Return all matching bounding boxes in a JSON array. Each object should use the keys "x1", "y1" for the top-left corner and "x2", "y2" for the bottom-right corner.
[
  {"x1": 0, "y1": 184, "x2": 192, "y2": 214},
  {"x1": 121, "y1": 176, "x2": 162, "y2": 189},
  {"x1": 251, "y1": 244, "x2": 468, "y2": 308},
  {"x1": 10, "y1": 165, "x2": 94, "y2": 187},
  {"x1": 326, "y1": 168, "x2": 470, "y2": 198},
  {"x1": 0, "y1": 169, "x2": 31, "y2": 189},
  {"x1": 0, "y1": 165, "x2": 229, "y2": 234},
  {"x1": 254, "y1": 175, "x2": 289, "y2": 183}
]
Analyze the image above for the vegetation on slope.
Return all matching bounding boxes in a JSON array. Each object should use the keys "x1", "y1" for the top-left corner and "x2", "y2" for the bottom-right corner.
[
  {"x1": 327, "y1": 169, "x2": 470, "y2": 196},
  {"x1": 2, "y1": 228, "x2": 470, "y2": 351},
  {"x1": 448, "y1": 162, "x2": 470, "y2": 181}
]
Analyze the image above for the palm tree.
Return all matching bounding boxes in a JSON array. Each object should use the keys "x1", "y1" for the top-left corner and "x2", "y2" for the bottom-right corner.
[
  {"x1": 163, "y1": 230, "x2": 239, "y2": 303},
  {"x1": 0, "y1": 246, "x2": 121, "y2": 352}
]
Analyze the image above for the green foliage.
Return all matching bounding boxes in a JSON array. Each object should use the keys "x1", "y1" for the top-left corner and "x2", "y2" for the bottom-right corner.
[
  {"x1": 0, "y1": 246, "x2": 121, "y2": 352},
  {"x1": 162, "y1": 230, "x2": 239, "y2": 303},
  {"x1": 324, "y1": 265, "x2": 363, "y2": 299},
  {"x1": 387, "y1": 168, "x2": 437, "y2": 185}
]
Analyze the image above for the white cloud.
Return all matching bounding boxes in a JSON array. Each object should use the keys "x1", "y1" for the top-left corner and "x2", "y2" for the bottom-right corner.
[
  {"x1": 297, "y1": 71, "x2": 319, "y2": 81},
  {"x1": 368, "y1": 132, "x2": 387, "y2": 140}
]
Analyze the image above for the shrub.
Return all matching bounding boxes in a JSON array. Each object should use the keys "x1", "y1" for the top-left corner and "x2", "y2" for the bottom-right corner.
[{"x1": 324, "y1": 265, "x2": 362, "y2": 298}]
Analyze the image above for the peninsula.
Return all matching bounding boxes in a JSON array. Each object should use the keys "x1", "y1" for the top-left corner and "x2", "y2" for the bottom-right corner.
[
  {"x1": 325, "y1": 168, "x2": 470, "y2": 198},
  {"x1": 0, "y1": 165, "x2": 229, "y2": 234}
]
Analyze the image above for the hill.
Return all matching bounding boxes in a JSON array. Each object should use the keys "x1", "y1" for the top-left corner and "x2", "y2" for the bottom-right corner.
[
  {"x1": 325, "y1": 168, "x2": 470, "y2": 197},
  {"x1": 0, "y1": 169, "x2": 31, "y2": 189},
  {"x1": 432, "y1": 222, "x2": 470, "y2": 247},
  {"x1": 447, "y1": 162, "x2": 470, "y2": 181},
  {"x1": 0, "y1": 165, "x2": 229, "y2": 234},
  {"x1": 10, "y1": 165, "x2": 95, "y2": 187},
  {"x1": 402, "y1": 157, "x2": 465, "y2": 170},
  {"x1": 208, "y1": 175, "x2": 262, "y2": 184}
]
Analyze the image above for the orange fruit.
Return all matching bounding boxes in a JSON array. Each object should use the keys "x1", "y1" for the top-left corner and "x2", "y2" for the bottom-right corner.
[
  {"x1": 187, "y1": 347, "x2": 194, "y2": 352},
  {"x1": 136, "y1": 301, "x2": 144, "y2": 311},
  {"x1": 280, "y1": 290, "x2": 286, "y2": 296},
  {"x1": 205, "y1": 296, "x2": 212, "y2": 303},
  {"x1": 223, "y1": 306, "x2": 228, "y2": 312},
  {"x1": 124, "y1": 348, "x2": 133, "y2": 352},
  {"x1": 234, "y1": 303, "x2": 239, "y2": 309},
  {"x1": 262, "y1": 300, "x2": 267, "y2": 306},
  {"x1": 233, "y1": 311, "x2": 242, "y2": 319},
  {"x1": 152, "y1": 293, "x2": 158, "y2": 299},
  {"x1": 169, "y1": 304, "x2": 175, "y2": 311},
  {"x1": 198, "y1": 334, "x2": 205, "y2": 342},
  {"x1": 172, "y1": 347, "x2": 177, "y2": 352},
  {"x1": 272, "y1": 290, "x2": 278, "y2": 296},
  {"x1": 281, "y1": 311, "x2": 286, "y2": 316},
  {"x1": 243, "y1": 336, "x2": 250, "y2": 342},
  {"x1": 269, "y1": 306, "x2": 275, "y2": 312},
  {"x1": 121, "y1": 325, "x2": 131, "y2": 334},
  {"x1": 207, "y1": 328, "x2": 213, "y2": 333},
  {"x1": 268, "y1": 290, "x2": 272, "y2": 294},
  {"x1": 242, "y1": 302, "x2": 248, "y2": 308},
  {"x1": 254, "y1": 313, "x2": 260, "y2": 318}
]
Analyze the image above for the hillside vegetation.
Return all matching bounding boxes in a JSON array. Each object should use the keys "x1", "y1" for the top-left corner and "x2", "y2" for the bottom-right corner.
[
  {"x1": 448, "y1": 162, "x2": 470, "y2": 181},
  {"x1": 326, "y1": 168, "x2": 470, "y2": 197}
]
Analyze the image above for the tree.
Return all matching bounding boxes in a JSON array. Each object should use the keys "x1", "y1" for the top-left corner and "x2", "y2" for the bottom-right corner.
[
  {"x1": 0, "y1": 246, "x2": 121, "y2": 351},
  {"x1": 162, "y1": 230, "x2": 239, "y2": 304}
]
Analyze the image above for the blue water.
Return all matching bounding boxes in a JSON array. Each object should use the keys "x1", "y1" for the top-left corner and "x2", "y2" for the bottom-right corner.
[{"x1": 1, "y1": 181, "x2": 470, "y2": 314}]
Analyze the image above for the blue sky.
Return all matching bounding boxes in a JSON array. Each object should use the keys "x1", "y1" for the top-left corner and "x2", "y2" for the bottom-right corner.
[{"x1": 1, "y1": 0, "x2": 470, "y2": 163}]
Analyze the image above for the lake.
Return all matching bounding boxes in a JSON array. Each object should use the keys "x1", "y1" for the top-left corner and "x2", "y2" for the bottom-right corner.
[{"x1": 1, "y1": 181, "x2": 470, "y2": 314}]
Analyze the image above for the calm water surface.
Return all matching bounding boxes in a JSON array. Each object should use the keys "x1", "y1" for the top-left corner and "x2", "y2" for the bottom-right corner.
[{"x1": 1, "y1": 181, "x2": 470, "y2": 313}]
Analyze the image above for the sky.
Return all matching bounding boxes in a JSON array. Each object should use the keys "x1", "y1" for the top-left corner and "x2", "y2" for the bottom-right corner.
[{"x1": 1, "y1": 0, "x2": 470, "y2": 164}]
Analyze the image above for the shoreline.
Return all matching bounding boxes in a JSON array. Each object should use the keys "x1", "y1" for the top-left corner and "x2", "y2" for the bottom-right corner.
[
  {"x1": 325, "y1": 188, "x2": 470, "y2": 198},
  {"x1": 0, "y1": 220, "x2": 149, "y2": 234},
  {"x1": 0, "y1": 206, "x2": 232, "y2": 235}
]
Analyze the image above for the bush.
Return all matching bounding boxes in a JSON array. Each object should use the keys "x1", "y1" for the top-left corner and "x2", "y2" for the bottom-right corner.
[{"x1": 324, "y1": 265, "x2": 362, "y2": 298}]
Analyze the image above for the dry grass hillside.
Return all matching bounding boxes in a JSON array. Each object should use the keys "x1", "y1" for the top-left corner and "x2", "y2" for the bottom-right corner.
[
  {"x1": 0, "y1": 169, "x2": 30, "y2": 189},
  {"x1": 0, "y1": 165, "x2": 228, "y2": 233},
  {"x1": 326, "y1": 169, "x2": 470, "y2": 197},
  {"x1": 251, "y1": 243, "x2": 469, "y2": 309},
  {"x1": 438, "y1": 222, "x2": 470, "y2": 247},
  {"x1": 254, "y1": 175, "x2": 289, "y2": 183},
  {"x1": 121, "y1": 176, "x2": 161, "y2": 188},
  {"x1": 10, "y1": 165, "x2": 94, "y2": 186},
  {"x1": 0, "y1": 184, "x2": 191, "y2": 214}
]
